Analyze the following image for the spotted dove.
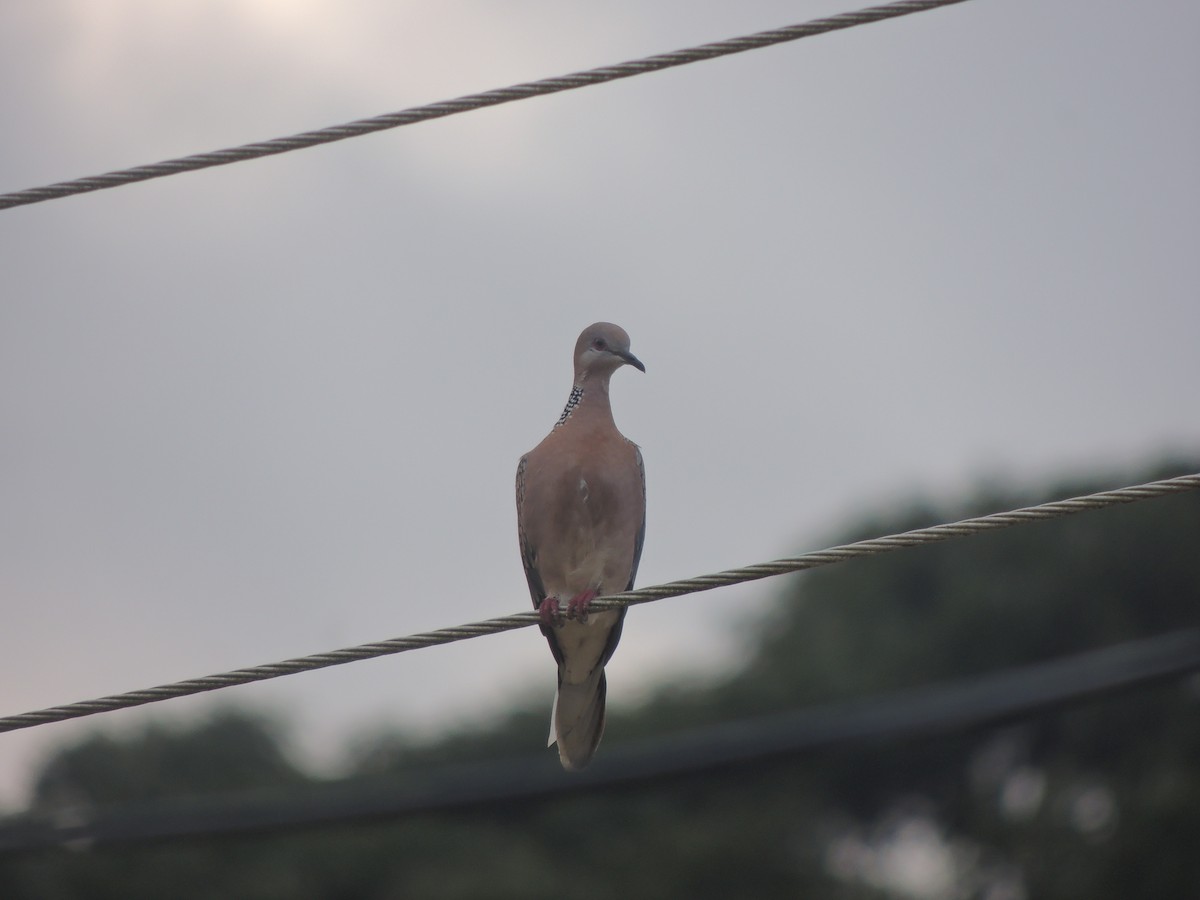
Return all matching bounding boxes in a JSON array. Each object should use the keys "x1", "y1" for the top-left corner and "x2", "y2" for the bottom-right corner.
[{"x1": 516, "y1": 323, "x2": 646, "y2": 771}]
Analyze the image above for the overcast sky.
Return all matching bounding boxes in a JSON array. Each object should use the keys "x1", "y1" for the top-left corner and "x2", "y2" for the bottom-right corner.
[{"x1": 1, "y1": 0, "x2": 1197, "y2": 811}]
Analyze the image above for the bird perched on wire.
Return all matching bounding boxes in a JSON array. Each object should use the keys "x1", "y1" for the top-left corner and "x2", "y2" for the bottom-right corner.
[{"x1": 516, "y1": 322, "x2": 646, "y2": 771}]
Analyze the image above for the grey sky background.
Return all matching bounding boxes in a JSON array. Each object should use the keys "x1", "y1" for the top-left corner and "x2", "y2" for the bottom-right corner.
[{"x1": 1, "y1": 0, "x2": 1197, "y2": 810}]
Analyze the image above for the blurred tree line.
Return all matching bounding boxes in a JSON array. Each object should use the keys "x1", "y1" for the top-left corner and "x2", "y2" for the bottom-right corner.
[{"x1": 1, "y1": 459, "x2": 1198, "y2": 899}]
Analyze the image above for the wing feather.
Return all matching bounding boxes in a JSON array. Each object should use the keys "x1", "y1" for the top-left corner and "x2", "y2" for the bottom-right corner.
[{"x1": 517, "y1": 454, "x2": 564, "y2": 666}]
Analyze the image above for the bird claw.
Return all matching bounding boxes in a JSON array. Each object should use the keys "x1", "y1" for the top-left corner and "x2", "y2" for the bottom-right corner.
[
  {"x1": 566, "y1": 589, "x2": 597, "y2": 623},
  {"x1": 538, "y1": 597, "x2": 564, "y2": 628},
  {"x1": 540, "y1": 589, "x2": 598, "y2": 627}
]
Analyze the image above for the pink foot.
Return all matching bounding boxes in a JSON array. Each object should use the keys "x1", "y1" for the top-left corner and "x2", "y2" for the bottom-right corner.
[
  {"x1": 538, "y1": 596, "x2": 563, "y2": 628},
  {"x1": 566, "y1": 588, "x2": 598, "y2": 623}
]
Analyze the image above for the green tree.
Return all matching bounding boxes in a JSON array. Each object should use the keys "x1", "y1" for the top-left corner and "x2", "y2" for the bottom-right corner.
[{"x1": 3, "y1": 460, "x2": 1197, "y2": 899}]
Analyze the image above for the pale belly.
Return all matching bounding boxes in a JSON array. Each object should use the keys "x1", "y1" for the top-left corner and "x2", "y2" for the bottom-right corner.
[{"x1": 554, "y1": 609, "x2": 623, "y2": 684}]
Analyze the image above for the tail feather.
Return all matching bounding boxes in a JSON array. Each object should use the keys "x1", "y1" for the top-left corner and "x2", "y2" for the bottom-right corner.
[{"x1": 549, "y1": 667, "x2": 607, "y2": 771}]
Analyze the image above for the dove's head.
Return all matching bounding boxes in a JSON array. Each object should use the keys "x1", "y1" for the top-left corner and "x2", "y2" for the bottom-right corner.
[{"x1": 573, "y1": 322, "x2": 645, "y2": 384}]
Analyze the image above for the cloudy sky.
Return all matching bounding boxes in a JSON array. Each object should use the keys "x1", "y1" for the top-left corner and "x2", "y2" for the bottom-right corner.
[{"x1": 1, "y1": 0, "x2": 1197, "y2": 810}]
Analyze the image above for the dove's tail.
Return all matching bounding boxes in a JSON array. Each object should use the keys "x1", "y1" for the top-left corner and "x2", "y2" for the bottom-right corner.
[{"x1": 549, "y1": 665, "x2": 607, "y2": 771}]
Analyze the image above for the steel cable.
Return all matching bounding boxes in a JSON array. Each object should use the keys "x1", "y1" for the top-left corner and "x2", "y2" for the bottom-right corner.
[
  {"x1": 1, "y1": 471, "x2": 1195, "y2": 736},
  {"x1": 2, "y1": 629, "x2": 1196, "y2": 853},
  {"x1": 0, "y1": 0, "x2": 975, "y2": 211}
]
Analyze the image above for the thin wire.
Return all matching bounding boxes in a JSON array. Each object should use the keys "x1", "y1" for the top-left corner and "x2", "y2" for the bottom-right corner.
[
  {"x1": 3, "y1": 629, "x2": 1196, "y2": 853},
  {"x1": 0, "y1": 0, "x2": 976, "y2": 212},
  {"x1": 1, "y1": 471, "x2": 1196, "y2": 736}
]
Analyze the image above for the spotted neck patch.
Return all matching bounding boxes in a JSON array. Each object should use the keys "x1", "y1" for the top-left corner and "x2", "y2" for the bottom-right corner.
[{"x1": 555, "y1": 386, "x2": 584, "y2": 427}]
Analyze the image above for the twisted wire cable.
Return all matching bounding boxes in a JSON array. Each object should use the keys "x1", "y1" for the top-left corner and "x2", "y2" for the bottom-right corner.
[
  {"x1": 1, "y1": 471, "x2": 1195, "y2": 736},
  {"x1": 2, "y1": 629, "x2": 1196, "y2": 853},
  {"x1": 0, "y1": 0, "x2": 975, "y2": 211}
]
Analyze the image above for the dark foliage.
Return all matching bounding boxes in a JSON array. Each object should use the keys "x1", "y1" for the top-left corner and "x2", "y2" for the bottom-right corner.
[{"x1": 3, "y1": 460, "x2": 1198, "y2": 898}]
